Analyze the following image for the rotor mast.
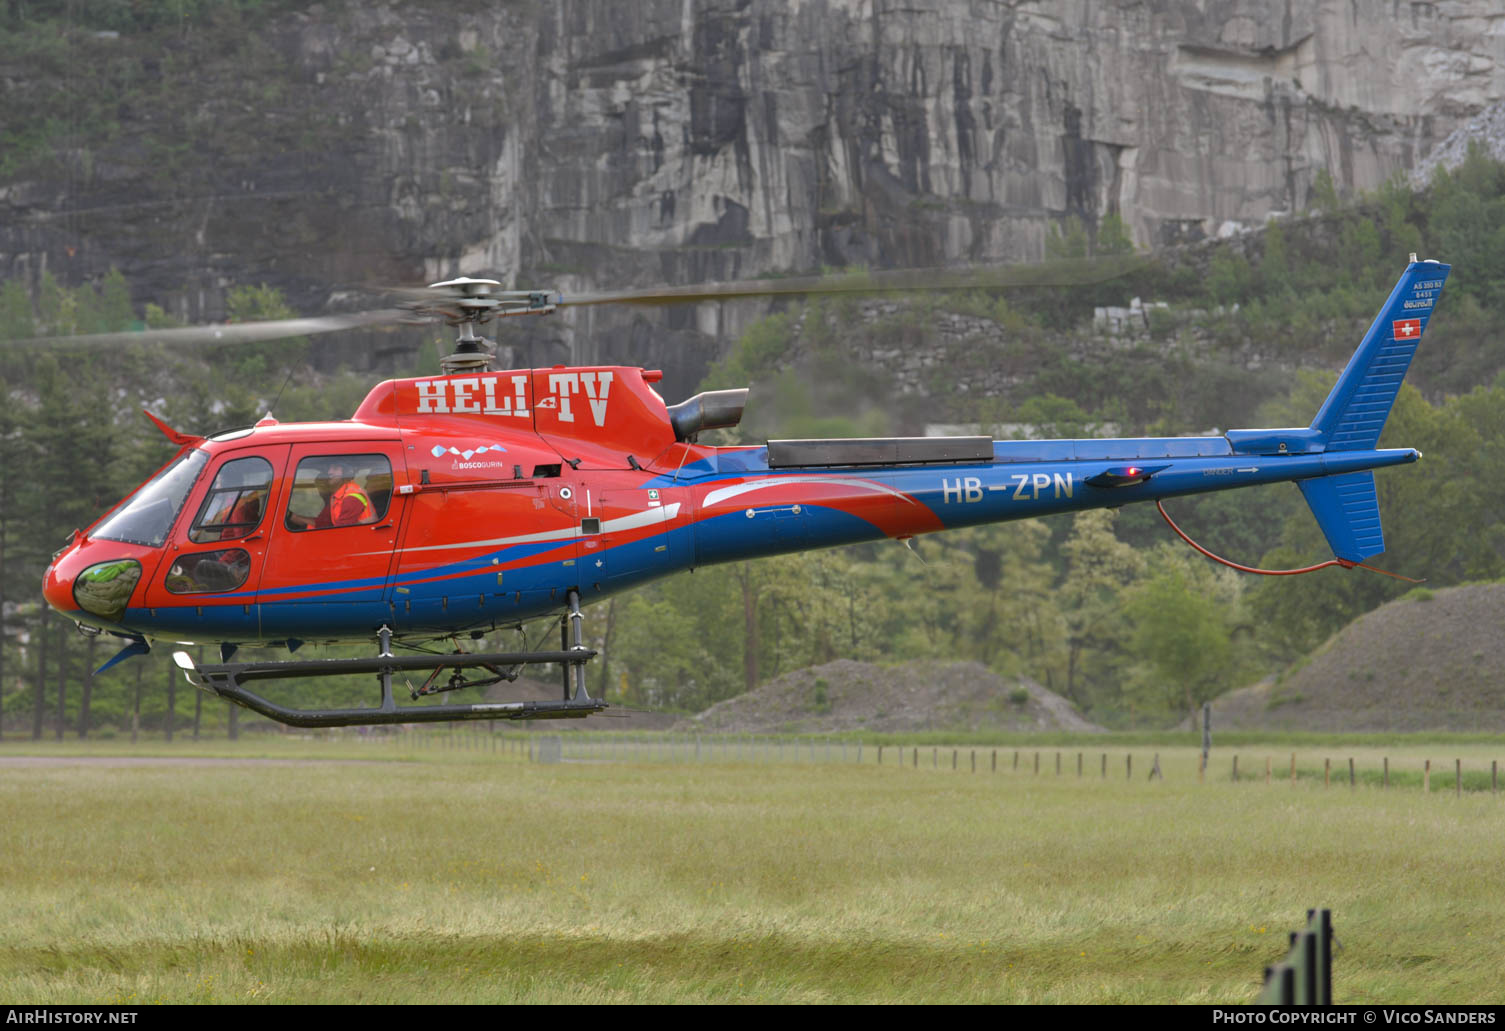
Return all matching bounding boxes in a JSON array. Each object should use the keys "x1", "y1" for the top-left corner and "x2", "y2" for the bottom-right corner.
[{"x1": 415, "y1": 277, "x2": 558, "y2": 374}]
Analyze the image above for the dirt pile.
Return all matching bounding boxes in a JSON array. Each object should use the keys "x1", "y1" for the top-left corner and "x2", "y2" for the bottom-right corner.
[
  {"x1": 676, "y1": 659, "x2": 1105, "y2": 734},
  {"x1": 1207, "y1": 584, "x2": 1505, "y2": 733}
]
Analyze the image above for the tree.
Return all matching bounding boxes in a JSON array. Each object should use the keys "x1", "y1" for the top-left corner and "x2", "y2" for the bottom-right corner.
[
  {"x1": 1045, "y1": 509, "x2": 1144, "y2": 708},
  {"x1": 1046, "y1": 216, "x2": 1089, "y2": 260},
  {"x1": 1097, "y1": 213, "x2": 1135, "y2": 255},
  {"x1": 1124, "y1": 552, "x2": 1241, "y2": 720}
]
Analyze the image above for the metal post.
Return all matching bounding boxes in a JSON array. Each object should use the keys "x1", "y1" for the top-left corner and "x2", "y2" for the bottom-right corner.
[
  {"x1": 567, "y1": 589, "x2": 589, "y2": 702},
  {"x1": 560, "y1": 613, "x2": 570, "y2": 700},
  {"x1": 1202, "y1": 701, "x2": 1211, "y2": 772},
  {"x1": 377, "y1": 626, "x2": 395, "y2": 712}
]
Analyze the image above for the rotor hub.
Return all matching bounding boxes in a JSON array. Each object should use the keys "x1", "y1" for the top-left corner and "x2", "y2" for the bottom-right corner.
[{"x1": 407, "y1": 279, "x2": 560, "y2": 373}]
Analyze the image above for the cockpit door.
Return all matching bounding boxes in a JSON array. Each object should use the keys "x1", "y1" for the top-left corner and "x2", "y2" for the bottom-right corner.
[
  {"x1": 256, "y1": 442, "x2": 408, "y2": 640},
  {"x1": 136, "y1": 446, "x2": 283, "y2": 640}
]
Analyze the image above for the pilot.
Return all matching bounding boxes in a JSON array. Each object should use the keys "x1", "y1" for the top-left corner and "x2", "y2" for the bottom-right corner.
[
  {"x1": 289, "y1": 462, "x2": 373, "y2": 530},
  {"x1": 317, "y1": 462, "x2": 373, "y2": 528}
]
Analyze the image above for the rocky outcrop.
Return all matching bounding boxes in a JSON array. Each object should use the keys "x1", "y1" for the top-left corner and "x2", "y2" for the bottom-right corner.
[{"x1": 2, "y1": 1, "x2": 1502, "y2": 396}]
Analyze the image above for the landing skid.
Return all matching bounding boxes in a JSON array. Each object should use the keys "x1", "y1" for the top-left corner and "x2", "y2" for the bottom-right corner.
[{"x1": 173, "y1": 591, "x2": 605, "y2": 728}]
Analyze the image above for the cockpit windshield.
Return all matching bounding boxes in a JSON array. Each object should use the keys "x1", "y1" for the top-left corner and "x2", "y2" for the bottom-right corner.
[{"x1": 91, "y1": 449, "x2": 209, "y2": 548}]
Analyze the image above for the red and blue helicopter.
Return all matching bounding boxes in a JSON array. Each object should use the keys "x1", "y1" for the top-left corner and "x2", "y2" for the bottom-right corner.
[{"x1": 38, "y1": 256, "x2": 1449, "y2": 726}]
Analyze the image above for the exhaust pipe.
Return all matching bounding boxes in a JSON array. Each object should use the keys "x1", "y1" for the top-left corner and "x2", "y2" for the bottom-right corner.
[{"x1": 666, "y1": 388, "x2": 748, "y2": 441}]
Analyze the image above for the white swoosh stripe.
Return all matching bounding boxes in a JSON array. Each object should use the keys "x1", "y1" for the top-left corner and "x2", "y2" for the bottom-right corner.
[
  {"x1": 703, "y1": 477, "x2": 914, "y2": 508},
  {"x1": 362, "y1": 503, "x2": 680, "y2": 556}
]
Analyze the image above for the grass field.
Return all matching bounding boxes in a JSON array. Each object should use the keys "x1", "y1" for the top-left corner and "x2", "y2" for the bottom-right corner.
[{"x1": 1, "y1": 737, "x2": 1503, "y2": 1004}]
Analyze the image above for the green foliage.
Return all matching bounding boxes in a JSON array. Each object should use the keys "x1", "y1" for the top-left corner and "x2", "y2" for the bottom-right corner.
[
  {"x1": 1309, "y1": 167, "x2": 1341, "y2": 213},
  {"x1": 224, "y1": 282, "x2": 308, "y2": 384},
  {"x1": 1204, "y1": 252, "x2": 1253, "y2": 306},
  {"x1": 1007, "y1": 394, "x2": 1096, "y2": 438},
  {"x1": 1, "y1": 1, "x2": 303, "y2": 34},
  {"x1": 0, "y1": 280, "x2": 34, "y2": 339},
  {"x1": 702, "y1": 311, "x2": 795, "y2": 391},
  {"x1": 1096, "y1": 212, "x2": 1136, "y2": 256},
  {"x1": 1045, "y1": 216, "x2": 1089, "y2": 260}
]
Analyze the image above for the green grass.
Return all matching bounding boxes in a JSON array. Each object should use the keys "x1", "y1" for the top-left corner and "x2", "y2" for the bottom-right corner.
[{"x1": 1, "y1": 743, "x2": 1503, "y2": 1003}]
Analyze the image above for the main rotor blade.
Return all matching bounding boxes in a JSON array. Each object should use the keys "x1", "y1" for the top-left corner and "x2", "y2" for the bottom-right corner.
[
  {"x1": 552, "y1": 254, "x2": 1150, "y2": 307},
  {"x1": 6, "y1": 309, "x2": 408, "y2": 349}
]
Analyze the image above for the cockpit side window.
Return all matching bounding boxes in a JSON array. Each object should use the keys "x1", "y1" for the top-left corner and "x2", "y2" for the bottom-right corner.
[
  {"x1": 285, "y1": 454, "x2": 392, "y2": 532},
  {"x1": 189, "y1": 456, "x2": 274, "y2": 543},
  {"x1": 91, "y1": 450, "x2": 208, "y2": 548}
]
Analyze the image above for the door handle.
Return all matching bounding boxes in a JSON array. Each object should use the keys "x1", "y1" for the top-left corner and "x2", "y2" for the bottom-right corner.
[
  {"x1": 243, "y1": 533, "x2": 263, "y2": 542},
  {"x1": 372, "y1": 523, "x2": 393, "y2": 531}
]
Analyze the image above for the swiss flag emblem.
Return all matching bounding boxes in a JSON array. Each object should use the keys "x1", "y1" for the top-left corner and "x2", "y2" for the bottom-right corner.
[{"x1": 1392, "y1": 318, "x2": 1422, "y2": 340}]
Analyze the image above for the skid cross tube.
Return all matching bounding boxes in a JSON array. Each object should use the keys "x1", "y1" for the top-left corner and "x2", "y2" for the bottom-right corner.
[{"x1": 172, "y1": 647, "x2": 604, "y2": 727}]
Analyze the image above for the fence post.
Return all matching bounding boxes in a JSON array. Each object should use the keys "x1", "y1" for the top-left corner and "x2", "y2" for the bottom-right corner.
[
  {"x1": 1290, "y1": 753, "x2": 1296, "y2": 787},
  {"x1": 1384, "y1": 756, "x2": 1389, "y2": 789},
  {"x1": 1055, "y1": 751, "x2": 1061, "y2": 776},
  {"x1": 1324, "y1": 758, "x2": 1330, "y2": 788},
  {"x1": 878, "y1": 744, "x2": 883, "y2": 765},
  {"x1": 992, "y1": 749, "x2": 997, "y2": 773},
  {"x1": 1034, "y1": 751, "x2": 1040, "y2": 774},
  {"x1": 1266, "y1": 757, "x2": 1271, "y2": 784},
  {"x1": 1349, "y1": 758, "x2": 1355, "y2": 789},
  {"x1": 1126, "y1": 754, "x2": 1132, "y2": 780},
  {"x1": 952, "y1": 749, "x2": 957, "y2": 771},
  {"x1": 1493, "y1": 760, "x2": 1498, "y2": 795},
  {"x1": 1077, "y1": 752, "x2": 1083, "y2": 777},
  {"x1": 913, "y1": 746, "x2": 918, "y2": 768},
  {"x1": 971, "y1": 750, "x2": 975, "y2": 773},
  {"x1": 1424, "y1": 759, "x2": 1431, "y2": 793},
  {"x1": 1456, "y1": 759, "x2": 1462, "y2": 799},
  {"x1": 1233, "y1": 755, "x2": 1239, "y2": 782},
  {"x1": 1013, "y1": 750, "x2": 1019, "y2": 771},
  {"x1": 1101, "y1": 753, "x2": 1107, "y2": 778}
]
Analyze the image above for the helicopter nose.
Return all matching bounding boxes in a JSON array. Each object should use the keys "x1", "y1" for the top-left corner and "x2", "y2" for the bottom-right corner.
[
  {"x1": 42, "y1": 559, "x2": 75, "y2": 616},
  {"x1": 44, "y1": 541, "x2": 145, "y2": 627}
]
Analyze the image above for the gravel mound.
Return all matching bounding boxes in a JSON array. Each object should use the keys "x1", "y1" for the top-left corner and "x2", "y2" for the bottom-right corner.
[
  {"x1": 1206, "y1": 583, "x2": 1505, "y2": 733},
  {"x1": 677, "y1": 659, "x2": 1105, "y2": 734}
]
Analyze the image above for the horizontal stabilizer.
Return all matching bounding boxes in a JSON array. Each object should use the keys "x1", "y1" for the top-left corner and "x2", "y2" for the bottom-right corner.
[{"x1": 1298, "y1": 472, "x2": 1384, "y2": 563}]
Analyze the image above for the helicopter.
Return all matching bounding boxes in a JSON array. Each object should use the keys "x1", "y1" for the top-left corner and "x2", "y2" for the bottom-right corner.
[{"x1": 33, "y1": 254, "x2": 1449, "y2": 728}]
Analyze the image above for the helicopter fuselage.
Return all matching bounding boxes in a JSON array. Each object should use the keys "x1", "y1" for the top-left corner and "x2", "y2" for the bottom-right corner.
[{"x1": 42, "y1": 360, "x2": 1418, "y2": 649}]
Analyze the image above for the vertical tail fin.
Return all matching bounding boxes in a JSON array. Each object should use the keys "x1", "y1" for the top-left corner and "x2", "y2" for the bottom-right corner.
[
  {"x1": 1296, "y1": 258, "x2": 1448, "y2": 563},
  {"x1": 1310, "y1": 258, "x2": 1450, "y2": 451}
]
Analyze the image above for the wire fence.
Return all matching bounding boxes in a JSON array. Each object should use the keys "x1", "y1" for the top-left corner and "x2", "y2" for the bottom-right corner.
[{"x1": 335, "y1": 725, "x2": 1505, "y2": 795}]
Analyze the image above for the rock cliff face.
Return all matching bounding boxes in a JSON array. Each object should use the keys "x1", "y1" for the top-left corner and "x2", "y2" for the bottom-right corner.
[{"x1": 3, "y1": 0, "x2": 1503, "y2": 393}]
